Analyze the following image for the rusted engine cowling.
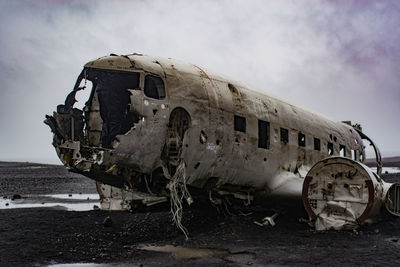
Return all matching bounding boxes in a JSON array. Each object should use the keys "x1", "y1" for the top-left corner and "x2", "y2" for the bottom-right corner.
[{"x1": 302, "y1": 157, "x2": 385, "y2": 231}]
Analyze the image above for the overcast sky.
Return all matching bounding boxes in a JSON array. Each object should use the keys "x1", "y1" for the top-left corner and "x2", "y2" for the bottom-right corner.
[{"x1": 0, "y1": 0, "x2": 399, "y2": 164}]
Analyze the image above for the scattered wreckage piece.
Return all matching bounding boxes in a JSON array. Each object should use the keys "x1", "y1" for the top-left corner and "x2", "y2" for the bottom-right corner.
[
  {"x1": 44, "y1": 53, "x2": 399, "y2": 235},
  {"x1": 96, "y1": 182, "x2": 167, "y2": 211},
  {"x1": 254, "y1": 213, "x2": 279, "y2": 227}
]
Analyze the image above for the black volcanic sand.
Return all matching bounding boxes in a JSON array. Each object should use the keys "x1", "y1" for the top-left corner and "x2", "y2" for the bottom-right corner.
[{"x1": 1, "y1": 162, "x2": 400, "y2": 266}]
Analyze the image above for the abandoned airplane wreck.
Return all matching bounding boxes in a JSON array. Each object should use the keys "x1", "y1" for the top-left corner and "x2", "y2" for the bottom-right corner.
[{"x1": 45, "y1": 53, "x2": 400, "y2": 234}]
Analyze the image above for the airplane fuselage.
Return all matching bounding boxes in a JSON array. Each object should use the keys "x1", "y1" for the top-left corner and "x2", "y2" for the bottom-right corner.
[
  {"x1": 47, "y1": 54, "x2": 367, "y2": 196},
  {"x1": 46, "y1": 53, "x2": 400, "y2": 230}
]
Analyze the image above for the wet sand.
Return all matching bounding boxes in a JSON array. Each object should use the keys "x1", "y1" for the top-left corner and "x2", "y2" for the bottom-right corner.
[{"x1": 1, "y1": 161, "x2": 400, "y2": 266}]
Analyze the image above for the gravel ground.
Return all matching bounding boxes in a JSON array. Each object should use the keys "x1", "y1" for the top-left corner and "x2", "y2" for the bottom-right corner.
[{"x1": 1, "y1": 161, "x2": 400, "y2": 266}]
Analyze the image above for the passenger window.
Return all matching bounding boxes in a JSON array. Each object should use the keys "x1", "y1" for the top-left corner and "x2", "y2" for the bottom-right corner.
[
  {"x1": 339, "y1": 145, "x2": 346, "y2": 157},
  {"x1": 234, "y1": 115, "x2": 246, "y2": 133},
  {"x1": 353, "y1": 150, "x2": 358, "y2": 160},
  {"x1": 144, "y1": 75, "x2": 165, "y2": 99},
  {"x1": 258, "y1": 120, "x2": 270, "y2": 149},
  {"x1": 328, "y1": 142, "x2": 334, "y2": 155},
  {"x1": 280, "y1": 128, "x2": 289, "y2": 144},
  {"x1": 314, "y1": 138, "x2": 321, "y2": 151},
  {"x1": 298, "y1": 132, "x2": 306, "y2": 147}
]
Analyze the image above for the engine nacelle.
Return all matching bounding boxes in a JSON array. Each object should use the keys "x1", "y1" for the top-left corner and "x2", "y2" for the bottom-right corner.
[
  {"x1": 302, "y1": 157, "x2": 393, "y2": 230},
  {"x1": 385, "y1": 183, "x2": 400, "y2": 216}
]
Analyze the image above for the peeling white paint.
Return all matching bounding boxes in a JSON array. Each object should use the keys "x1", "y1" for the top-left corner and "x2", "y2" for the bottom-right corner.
[{"x1": 206, "y1": 143, "x2": 218, "y2": 153}]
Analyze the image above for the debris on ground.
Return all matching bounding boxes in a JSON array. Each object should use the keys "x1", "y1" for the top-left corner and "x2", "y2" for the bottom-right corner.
[{"x1": 103, "y1": 216, "x2": 113, "y2": 227}]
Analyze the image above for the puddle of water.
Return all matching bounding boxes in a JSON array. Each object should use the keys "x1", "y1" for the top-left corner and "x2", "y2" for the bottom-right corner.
[
  {"x1": 385, "y1": 237, "x2": 400, "y2": 246},
  {"x1": 0, "y1": 194, "x2": 100, "y2": 211},
  {"x1": 138, "y1": 244, "x2": 256, "y2": 264},
  {"x1": 138, "y1": 245, "x2": 229, "y2": 259},
  {"x1": 224, "y1": 252, "x2": 255, "y2": 264},
  {"x1": 47, "y1": 263, "x2": 135, "y2": 267},
  {"x1": 42, "y1": 194, "x2": 100, "y2": 200},
  {"x1": 18, "y1": 165, "x2": 47, "y2": 169},
  {"x1": 47, "y1": 264, "x2": 106, "y2": 267},
  {"x1": 0, "y1": 198, "x2": 99, "y2": 211}
]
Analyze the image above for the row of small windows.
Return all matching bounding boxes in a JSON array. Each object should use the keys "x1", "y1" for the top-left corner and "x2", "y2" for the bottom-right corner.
[
  {"x1": 233, "y1": 114, "x2": 350, "y2": 156},
  {"x1": 281, "y1": 127, "x2": 346, "y2": 156},
  {"x1": 234, "y1": 115, "x2": 269, "y2": 149}
]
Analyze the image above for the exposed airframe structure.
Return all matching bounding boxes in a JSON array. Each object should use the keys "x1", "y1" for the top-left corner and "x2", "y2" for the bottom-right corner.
[{"x1": 45, "y1": 53, "x2": 400, "y2": 233}]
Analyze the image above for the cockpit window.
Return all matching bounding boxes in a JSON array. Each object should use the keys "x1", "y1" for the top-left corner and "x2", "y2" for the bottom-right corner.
[{"x1": 144, "y1": 75, "x2": 165, "y2": 99}]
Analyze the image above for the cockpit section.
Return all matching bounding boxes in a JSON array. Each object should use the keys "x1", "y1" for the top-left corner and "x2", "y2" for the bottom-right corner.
[{"x1": 44, "y1": 63, "x2": 169, "y2": 182}]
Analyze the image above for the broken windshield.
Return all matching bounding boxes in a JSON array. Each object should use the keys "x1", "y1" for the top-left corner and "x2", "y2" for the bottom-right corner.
[
  {"x1": 83, "y1": 69, "x2": 140, "y2": 147},
  {"x1": 95, "y1": 70, "x2": 140, "y2": 146}
]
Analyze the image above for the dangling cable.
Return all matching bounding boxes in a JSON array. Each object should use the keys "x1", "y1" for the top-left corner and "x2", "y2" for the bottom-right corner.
[{"x1": 162, "y1": 160, "x2": 192, "y2": 240}]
